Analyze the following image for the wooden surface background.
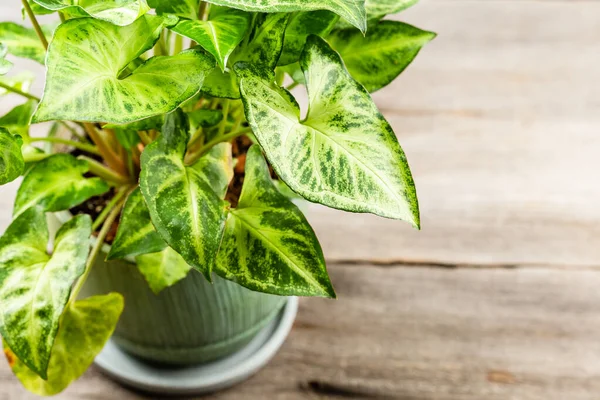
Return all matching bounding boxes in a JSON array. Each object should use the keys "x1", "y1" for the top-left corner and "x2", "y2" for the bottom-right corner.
[{"x1": 2, "y1": 0, "x2": 600, "y2": 398}]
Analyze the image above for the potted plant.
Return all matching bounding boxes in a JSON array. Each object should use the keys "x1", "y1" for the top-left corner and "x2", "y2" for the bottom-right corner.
[{"x1": 0, "y1": 0, "x2": 434, "y2": 396}]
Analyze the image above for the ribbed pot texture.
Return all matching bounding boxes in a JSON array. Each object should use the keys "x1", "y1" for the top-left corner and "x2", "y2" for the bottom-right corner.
[{"x1": 80, "y1": 255, "x2": 287, "y2": 365}]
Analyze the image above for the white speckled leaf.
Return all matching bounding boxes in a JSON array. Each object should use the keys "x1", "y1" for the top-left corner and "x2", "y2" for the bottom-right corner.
[
  {"x1": 5, "y1": 293, "x2": 124, "y2": 396},
  {"x1": 0, "y1": 23, "x2": 49, "y2": 64},
  {"x1": 0, "y1": 44, "x2": 12, "y2": 75},
  {"x1": 148, "y1": 0, "x2": 198, "y2": 20},
  {"x1": 0, "y1": 208, "x2": 91, "y2": 379},
  {"x1": 366, "y1": 0, "x2": 417, "y2": 20},
  {"x1": 328, "y1": 20, "x2": 435, "y2": 92},
  {"x1": 32, "y1": 0, "x2": 150, "y2": 26},
  {"x1": 171, "y1": 6, "x2": 251, "y2": 71},
  {"x1": 238, "y1": 35, "x2": 419, "y2": 225},
  {"x1": 202, "y1": 13, "x2": 290, "y2": 99},
  {"x1": 0, "y1": 128, "x2": 24, "y2": 185},
  {"x1": 135, "y1": 247, "x2": 192, "y2": 294},
  {"x1": 278, "y1": 11, "x2": 339, "y2": 66},
  {"x1": 32, "y1": 15, "x2": 216, "y2": 124},
  {"x1": 216, "y1": 145, "x2": 334, "y2": 297},
  {"x1": 140, "y1": 110, "x2": 229, "y2": 280},
  {"x1": 13, "y1": 153, "x2": 110, "y2": 218},
  {"x1": 204, "y1": 0, "x2": 366, "y2": 32},
  {"x1": 108, "y1": 187, "x2": 166, "y2": 260}
]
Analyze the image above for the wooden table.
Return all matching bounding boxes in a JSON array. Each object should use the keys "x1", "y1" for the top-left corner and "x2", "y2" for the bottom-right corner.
[{"x1": 2, "y1": 1, "x2": 600, "y2": 398}]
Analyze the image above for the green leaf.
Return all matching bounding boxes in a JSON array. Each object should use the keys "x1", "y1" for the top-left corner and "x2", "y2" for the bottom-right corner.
[
  {"x1": 237, "y1": 35, "x2": 419, "y2": 225},
  {"x1": 5, "y1": 293, "x2": 124, "y2": 396},
  {"x1": 279, "y1": 11, "x2": 339, "y2": 66},
  {"x1": 328, "y1": 21, "x2": 435, "y2": 92},
  {"x1": 0, "y1": 72, "x2": 35, "y2": 97},
  {"x1": 366, "y1": 0, "x2": 417, "y2": 21},
  {"x1": 108, "y1": 187, "x2": 167, "y2": 260},
  {"x1": 204, "y1": 0, "x2": 367, "y2": 32},
  {"x1": 13, "y1": 153, "x2": 110, "y2": 218},
  {"x1": 216, "y1": 145, "x2": 334, "y2": 297},
  {"x1": 148, "y1": 0, "x2": 198, "y2": 20},
  {"x1": 140, "y1": 110, "x2": 229, "y2": 280},
  {"x1": 171, "y1": 6, "x2": 251, "y2": 71},
  {"x1": 0, "y1": 23, "x2": 46, "y2": 64},
  {"x1": 24, "y1": 0, "x2": 56, "y2": 15},
  {"x1": 0, "y1": 100, "x2": 37, "y2": 138},
  {"x1": 188, "y1": 109, "x2": 223, "y2": 129},
  {"x1": 0, "y1": 209, "x2": 91, "y2": 379},
  {"x1": 135, "y1": 247, "x2": 192, "y2": 294},
  {"x1": 190, "y1": 142, "x2": 234, "y2": 197},
  {"x1": 0, "y1": 128, "x2": 24, "y2": 185},
  {"x1": 0, "y1": 44, "x2": 12, "y2": 75},
  {"x1": 32, "y1": 0, "x2": 150, "y2": 26},
  {"x1": 32, "y1": 15, "x2": 216, "y2": 125},
  {"x1": 104, "y1": 115, "x2": 164, "y2": 131},
  {"x1": 202, "y1": 13, "x2": 290, "y2": 99}
]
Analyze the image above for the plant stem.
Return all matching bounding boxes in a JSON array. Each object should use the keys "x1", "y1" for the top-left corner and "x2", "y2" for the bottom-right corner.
[
  {"x1": 84, "y1": 123, "x2": 126, "y2": 176},
  {"x1": 218, "y1": 99, "x2": 230, "y2": 137},
  {"x1": 59, "y1": 121, "x2": 90, "y2": 143},
  {"x1": 137, "y1": 130, "x2": 152, "y2": 145},
  {"x1": 92, "y1": 187, "x2": 130, "y2": 231},
  {"x1": 0, "y1": 81, "x2": 40, "y2": 101},
  {"x1": 285, "y1": 81, "x2": 299, "y2": 91},
  {"x1": 198, "y1": 1, "x2": 209, "y2": 20},
  {"x1": 59, "y1": 12, "x2": 66, "y2": 23},
  {"x1": 173, "y1": 33, "x2": 183, "y2": 54},
  {"x1": 29, "y1": 136, "x2": 101, "y2": 156},
  {"x1": 78, "y1": 155, "x2": 131, "y2": 185},
  {"x1": 187, "y1": 126, "x2": 251, "y2": 165},
  {"x1": 69, "y1": 198, "x2": 125, "y2": 303},
  {"x1": 21, "y1": 0, "x2": 48, "y2": 50},
  {"x1": 22, "y1": 152, "x2": 50, "y2": 163}
]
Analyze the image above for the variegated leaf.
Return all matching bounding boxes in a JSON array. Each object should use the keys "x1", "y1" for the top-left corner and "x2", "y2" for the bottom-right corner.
[
  {"x1": 171, "y1": 6, "x2": 251, "y2": 71},
  {"x1": 0, "y1": 128, "x2": 24, "y2": 185},
  {"x1": 204, "y1": 0, "x2": 366, "y2": 32},
  {"x1": 104, "y1": 115, "x2": 164, "y2": 131},
  {"x1": 238, "y1": 35, "x2": 420, "y2": 225},
  {"x1": 189, "y1": 142, "x2": 234, "y2": 197},
  {"x1": 135, "y1": 247, "x2": 192, "y2": 294},
  {"x1": 0, "y1": 100, "x2": 37, "y2": 138},
  {"x1": 328, "y1": 21, "x2": 435, "y2": 92},
  {"x1": 5, "y1": 293, "x2": 124, "y2": 396},
  {"x1": 188, "y1": 109, "x2": 223, "y2": 129},
  {"x1": 0, "y1": 208, "x2": 91, "y2": 379},
  {"x1": 0, "y1": 44, "x2": 12, "y2": 75},
  {"x1": 0, "y1": 23, "x2": 48, "y2": 64},
  {"x1": 108, "y1": 187, "x2": 166, "y2": 260},
  {"x1": 0, "y1": 72, "x2": 34, "y2": 97},
  {"x1": 148, "y1": 0, "x2": 198, "y2": 20},
  {"x1": 140, "y1": 110, "x2": 229, "y2": 280},
  {"x1": 13, "y1": 153, "x2": 110, "y2": 218},
  {"x1": 32, "y1": 0, "x2": 150, "y2": 26},
  {"x1": 32, "y1": 15, "x2": 216, "y2": 124},
  {"x1": 278, "y1": 11, "x2": 339, "y2": 66},
  {"x1": 203, "y1": 13, "x2": 289, "y2": 99},
  {"x1": 216, "y1": 145, "x2": 334, "y2": 297},
  {"x1": 336, "y1": 0, "x2": 417, "y2": 29}
]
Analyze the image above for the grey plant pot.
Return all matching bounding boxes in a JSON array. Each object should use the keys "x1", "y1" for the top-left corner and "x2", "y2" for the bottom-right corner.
[{"x1": 50, "y1": 212, "x2": 288, "y2": 366}]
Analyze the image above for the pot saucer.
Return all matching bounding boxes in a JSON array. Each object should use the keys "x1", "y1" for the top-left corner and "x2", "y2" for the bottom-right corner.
[{"x1": 94, "y1": 297, "x2": 298, "y2": 396}]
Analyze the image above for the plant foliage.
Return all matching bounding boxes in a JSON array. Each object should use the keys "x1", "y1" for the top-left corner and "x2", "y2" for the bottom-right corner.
[{"x1": 0, "y1": 0, "x2": 434, "y2": 394}]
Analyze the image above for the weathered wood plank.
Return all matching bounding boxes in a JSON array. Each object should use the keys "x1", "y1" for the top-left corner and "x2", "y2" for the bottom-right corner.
[{"x1": 3, "y1": 263, "x2": 600, "y2": 399}]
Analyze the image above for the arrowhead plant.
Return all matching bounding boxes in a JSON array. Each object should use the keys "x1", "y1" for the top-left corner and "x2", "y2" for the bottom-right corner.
[{"x1": 0, "y1": 0, "x2": 434, "y2": 395}]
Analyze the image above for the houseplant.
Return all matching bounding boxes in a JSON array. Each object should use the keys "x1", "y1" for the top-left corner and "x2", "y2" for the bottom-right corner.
[{"x1": 0, "y1": 0, "x2": 434, "y2": 396}]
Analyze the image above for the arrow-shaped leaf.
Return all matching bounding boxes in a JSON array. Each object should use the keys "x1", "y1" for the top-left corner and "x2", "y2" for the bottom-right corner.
[
  {"x1": 13, "y1": 153, "x2": 110, "y2": 218},
  {"x1": 329, "y1": 21, "x2": 435, "y2": 92},
  {"x1": 203, "y1": 0, "x2": 366, "y2": 32},
  {"x1": 0, "y1": 128, "x2": 24, "y2": 185},
  {"x1": 0, "y1": 100, "x2": 37, "y2": 138},
  {"x1": 140, "y1": 110, "x2": 229, "y2": 280},
  {"x1": 237, "y1": 35, "x2": 419, "y2": 225},
  {"x1": 0, "y1": 23, "x2": 48, "y2": 64},
  {"x1": 5, "y1": 293, "x2": 124, "y2": 396},
  {"x1": 216, "y1": 145, "x2": 335, "y2": 297},
  {"x1": 148, "y1": 0, "x2": 198, "y2": 20},
  {"x1": 108, "y1": 187, "x2": 167, "y2": 260},
  {"x1": 32, "y1": 15, "x2": 216, "y2": 124},
  {"x1": 171, "y1": 6, "x2": 251, "y2": 71},
  {"x1": 0, "y1": 208, "x2": 91, "y2": 379},
  {"x1": 32, "y1": 0, "x2": 150, "y2": 26}
]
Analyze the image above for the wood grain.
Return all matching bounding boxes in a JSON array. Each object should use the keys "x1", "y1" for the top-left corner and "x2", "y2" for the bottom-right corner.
[{"x1": 1, "y1": 0, "x2": 599, "y2": 399}]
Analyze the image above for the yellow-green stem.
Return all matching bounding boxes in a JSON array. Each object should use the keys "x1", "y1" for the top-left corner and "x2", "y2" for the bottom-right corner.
[
  {"x1": 84, "y1": 123, "x2": 126, "y2": 175},
  {"x1": 21, "y1": 0, "x2": 48, "y2": 49},
  {"x1": 78, "y1": 155, "x2": 131, "y2": 185},
  {"x1": 29, "y1": 136, "x2": 101, "y2": 156},
  {"x1": 0, "y1": 81, "x2": 40, "y2": 101},
  {"x1": 92, "y1": 187, "x2": 130, "y2": 231}
]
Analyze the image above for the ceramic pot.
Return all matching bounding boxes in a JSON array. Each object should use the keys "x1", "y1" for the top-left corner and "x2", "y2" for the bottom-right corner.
[{"x1": 50, "y1": 212, "x2": 288, "y2": 366}]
